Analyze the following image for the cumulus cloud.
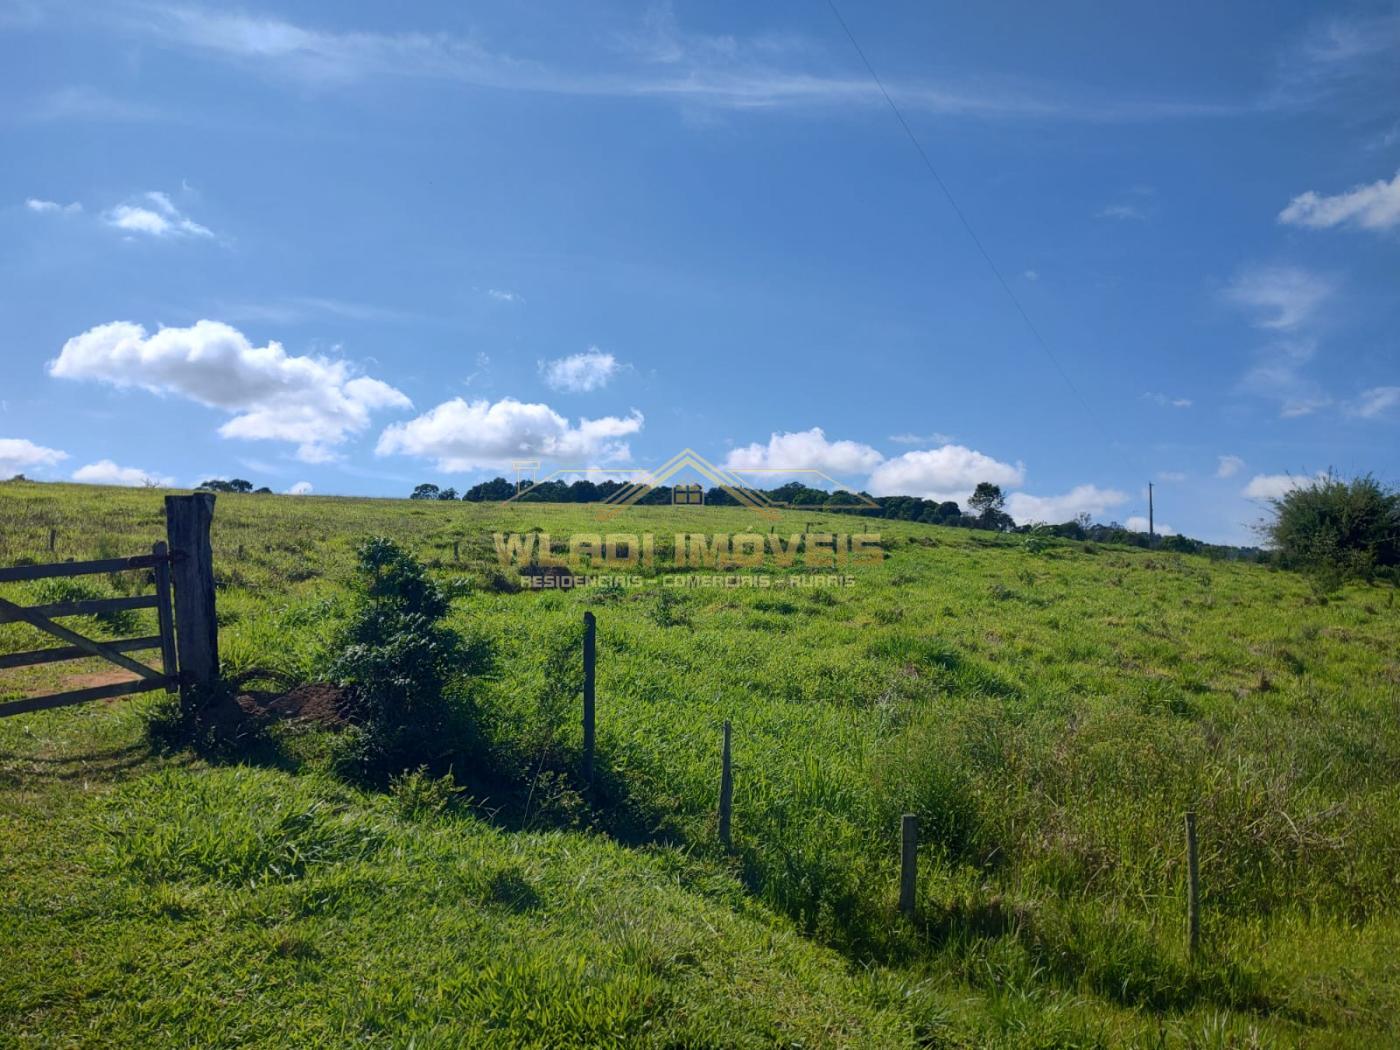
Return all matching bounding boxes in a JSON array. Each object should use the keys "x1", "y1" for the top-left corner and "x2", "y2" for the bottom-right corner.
[
  {"x1": 25, "y1": 197, "x2": 81, "y2": 214},
  {"x1": 49, "y1": 320, "x2": 411, "y2": 462},
  {"x1": 0, "y1": 437, "x2": 67, "y2": 476},
  {"x1": 540, "y1": 349, "x2": 619, "y2": 393},
  {"x1": 1125, "y1": 515, "x2": 1175, "y2": 535},
  {"x1": 1004, "y1": 484, "x2": 1128, "y2": 524},
  {"x1": 1242, "y1": 472, "x2": 1325, "y2": 500},
  {"x1": 104, "y1": 191, "x2": 212, "y2": 238},
  {"x1": 1216, "y1": 454, "x2": 1245, "y2": 478},
  {"x1": 867, "y1": 445, "x2": 1024, "y2": 502},
  {"x1": 1279, "y1": 169, "x2": 1400, "y2": 233},
  {"x1": 72, "y1": 460, "x2": 174, "y2": 487},
  {"x1": 287, "y1": 480, "x2": 313, "y2": 495},
  {"x1": 1350, "y1": 385, "x2": 1400, "y2": 419},
  {"x1": 1224, "y1": 266, "x2": 1332, "y2": 331},
  {"x1": 726, "y1": 428, "x2": 885, "y2": 482},
  {"x1": 376, "y1": 397, "x2": 643, "y2": 471}
]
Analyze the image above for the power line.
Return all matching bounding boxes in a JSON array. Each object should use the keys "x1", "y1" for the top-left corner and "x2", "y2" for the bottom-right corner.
[{"x1": 823, "y1": 0, "x2": 1131, "y2": 470}]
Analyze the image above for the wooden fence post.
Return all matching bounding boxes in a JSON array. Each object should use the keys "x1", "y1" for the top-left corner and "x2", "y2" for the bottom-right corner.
[
  {"x1": 1185, "y1": 810, "x2": 1200, "y2": 961},
  {"x1": 452, "y1": 540, "x2": 460, "y2": 562},
  {"x1": 899, "y1": 814, "x2": 918, "y2": 918},
  {"x1": 165, "y1": 494, "x2": 218, "y2": 698},
  {"x1": 718, "y1": 720, "x2": 733, "y2": 850},
  {"x1": 48, "y1": 528, "x2": 56, "y2": 553},
  {"x1": 151, "y1": 541, "x2": 178, "y2": 693},
  {"x1": 582, "y1": 611, "x2": 596, "y2": 784}
]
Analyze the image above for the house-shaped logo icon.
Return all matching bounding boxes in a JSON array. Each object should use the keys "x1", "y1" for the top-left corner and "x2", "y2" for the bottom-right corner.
[{"x1": 504, "y1": 447, "x2": 879, "y2": 522}]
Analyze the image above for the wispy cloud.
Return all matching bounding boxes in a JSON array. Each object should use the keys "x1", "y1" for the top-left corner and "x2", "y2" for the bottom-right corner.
[
  {"x1": 104, "y1": 190, "x2": 212, "y2": 238},
  {"x1": 1224, "y1": 265, "x2": 1332, "y2": 331},
  {"x1": 486, "y1": 288, "x2": 523, "y2": 303},
  {"x1": 25, "y1": 197, "x2": 82, "y2": 215},
  {"x1": 1097, "y1": 203, "x2": 1146, "y2": 221},
  {"x1": 1216, "y1": 454, "x2": 1245, "y2": 479},
  {"x1": 1349, "y1": 385, "x2": 1400, "y2": 419},
  {"x1": 889, "y1": 431, "x2": 956, "y2": 445},
  {"x1": 109, "y1": 4, "x2": 1244, "y2": 122},
  {"x1": 1279, "y1": 168, "x2": 1400, "y2": 234},
  {"x1": 1142, "y1": 392, "x2": 1192, "y2": 409}
]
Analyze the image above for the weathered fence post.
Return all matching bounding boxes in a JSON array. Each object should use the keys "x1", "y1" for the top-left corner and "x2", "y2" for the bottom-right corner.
[
  {"x1": 47, "y1": 528, "x2": 56, "y2": 553},
  {"x1": 151, "y1": 541, "x2": 178, "y2": 693},
  {"x1": 899, "y1": 814, "x2": 918, "y2": 918},
  {"x1": 582, "y1": 610, "x2": 596, "y2": 784},
  {"x1": 718, "y1": 720, "x2": 733, "y2": 850},
  {"x1": 452, "y1": 540, "x2": 460, "y2": 562},
  {"x1": 165, "y1": 494, "x2": 218, "y2": 698},
  {"x1": 1185, "y1": 810, "x2": 1200, "y2": 961}
]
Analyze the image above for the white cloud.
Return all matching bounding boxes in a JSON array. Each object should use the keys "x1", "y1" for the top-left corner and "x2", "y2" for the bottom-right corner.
[
  {"x1": 1216, "y1": 454, "x2": 1245, "y2": 478},
  {"x1": 72, "y1": 460, "x2": 174, "y2": 487},
  {"x1": 889, "y1": 431, "x2": 955, "y2": 445},
  {"x1": 726, "y1": 427, "x2": 885, "y2": 482},
  {"x1": 104, "y1": 191, "x2": 211, "y2": 238},
  {"x1": 866, "y1": 444, "x2": 1024, "y2": 502},
  {"x1": 1023, "y1": 269, "x2": 1039, "y2": 282},
  {"x1": 49, "y1": 320, "x2": 411, "y2": 462},
  {"x1": 287, "y1": 480, "x2": 313, "y2": 495},
  {"x1": 1350, "y1": 385, "x2": 1400, "y2": 419},
  {"x1": 1125, "y1": 515, "x2": 1175, "y2": 535},
  {"x1": 0, "y1": 437, "x2": 67, "y2": 476},
  {"x1": 1005, "y1": 484, "x2": 1128, "y2": 524},
  {"x1": 1242, "y1": 472, "x2": 1325, "y2": 500},
  {"x1": 540, "y1": 349, "x2": 619, "y2": 393},
  {"x1": 376, "y1": 397, "x2": 642, "y2": 471},
  {"x1": 1224, "y1": 266, "x2": 1332, "y2": 331},
  {"x1": 487, "y1": 288, "x2": 522, "y2": 303},
  {"x1": 1143, "y1": 392, "x2": 1192, "y2": 408},
  {"x1": 1279, "y1": 168, "x2": 1400, "y2": 233},
  {"x1": 25, "y1": 197, "x2": 81, "y2": 214}
]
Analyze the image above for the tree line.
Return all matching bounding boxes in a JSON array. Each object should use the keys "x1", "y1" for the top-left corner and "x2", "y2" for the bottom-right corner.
[{"x1": 408, "y1": 477, "x2": 1264, "y2": 558}]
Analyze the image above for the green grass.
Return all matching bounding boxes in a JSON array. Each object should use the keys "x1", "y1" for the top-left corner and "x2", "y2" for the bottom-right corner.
[{"x1": 3, "y1": 480, "x2": 1400, "y2": 1046}]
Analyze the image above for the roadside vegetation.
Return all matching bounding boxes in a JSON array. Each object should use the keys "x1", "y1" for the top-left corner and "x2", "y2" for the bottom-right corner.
[{"x1": 3, "y1": 479, "x2": 1400, "y2": 1046}]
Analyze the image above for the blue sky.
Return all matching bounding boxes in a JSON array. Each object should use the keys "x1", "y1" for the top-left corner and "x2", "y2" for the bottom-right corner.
[{"x1": 1, "y1": 0, "x2": 1397, "y2": 543}]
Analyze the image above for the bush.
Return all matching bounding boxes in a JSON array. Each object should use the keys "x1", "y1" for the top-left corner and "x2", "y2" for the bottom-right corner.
[
  {"x1": 328, "y1": 537, "x2": 486, "y2": 782},
  {"x1": 1264, "y1": 473, "x2": 1399, "y2": 580}
]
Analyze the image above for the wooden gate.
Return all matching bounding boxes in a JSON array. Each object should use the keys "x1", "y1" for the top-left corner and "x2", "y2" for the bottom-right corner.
[{"x1": 0, "y1": 493, "x2": 218, "y2": 718}]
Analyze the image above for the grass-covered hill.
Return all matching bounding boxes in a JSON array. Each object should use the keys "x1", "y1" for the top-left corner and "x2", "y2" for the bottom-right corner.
[{"x1": 3, "y1": 480, "x2": 1399, "y2": 1046}]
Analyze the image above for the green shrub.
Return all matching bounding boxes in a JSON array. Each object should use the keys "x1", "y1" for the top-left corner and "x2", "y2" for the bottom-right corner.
[
  {"x1": 328, "y1": 537, "x2": 487, "y2": 782},
  {"x1": 1264, "y1": 473, "x2": 1399, "y2": 580}
]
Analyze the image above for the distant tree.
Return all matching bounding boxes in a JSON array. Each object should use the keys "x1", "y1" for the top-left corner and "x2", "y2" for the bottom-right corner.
[
  {"x1": 463, "y1": 477, "x2": 514, "y2": 501},
  {"x1": 253, "y1": 486, "x2": 273, "y2": 494},
  {"x1": 436, "y1": 488, "x2": 458, "y2": 501},
  {"x1": 410, "y1": 483, "x2": 440, "y2": 500},
  {"x1": 1264, "y1": 473, "x2": 1399, "y2": 580},
  {"x1": 968, "y1": 482, "x2": 1006, "y2": 520},
  {"x1": 197, "y1": 478, "x2": 254, "y2": 494}
]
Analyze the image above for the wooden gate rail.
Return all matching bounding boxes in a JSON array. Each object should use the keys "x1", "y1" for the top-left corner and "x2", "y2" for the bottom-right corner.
[{"x1": 0, "y1": 541, "x2": 180, "y2": 718}]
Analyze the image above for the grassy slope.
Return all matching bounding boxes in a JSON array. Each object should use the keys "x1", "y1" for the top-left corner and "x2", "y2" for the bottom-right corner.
[{"x1": 3, "y1": 481, "x2": 1400, "y2": 1047}]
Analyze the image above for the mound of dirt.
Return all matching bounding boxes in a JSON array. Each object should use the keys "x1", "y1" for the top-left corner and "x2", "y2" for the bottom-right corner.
[{"x1": 235, "y1": 682, "x2": 353, "y2": 726}]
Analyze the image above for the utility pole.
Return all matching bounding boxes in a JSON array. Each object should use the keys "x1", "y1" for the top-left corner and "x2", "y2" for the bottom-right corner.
[{"x1": 1148, "y1": 482, "x2": 1155, "y2": 542}]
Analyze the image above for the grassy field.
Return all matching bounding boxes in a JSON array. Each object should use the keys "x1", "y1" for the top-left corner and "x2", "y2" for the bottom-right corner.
[{"x1": 3, "y1": 479, "x2": 1400, "y2": 1047}]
